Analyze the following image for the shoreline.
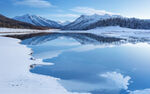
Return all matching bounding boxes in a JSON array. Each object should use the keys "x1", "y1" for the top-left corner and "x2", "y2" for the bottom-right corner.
[{"x1": 0, "y1": 36, "x2": 89, "y2": 94}]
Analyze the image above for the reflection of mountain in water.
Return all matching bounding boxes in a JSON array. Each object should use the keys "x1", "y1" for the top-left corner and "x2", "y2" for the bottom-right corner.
[
  {"x1": 21, "y1": 32, "x2": 150, "y2": 94},
  {"x1": 22, "y1": 33, "x2": 126, "y2": 45}
]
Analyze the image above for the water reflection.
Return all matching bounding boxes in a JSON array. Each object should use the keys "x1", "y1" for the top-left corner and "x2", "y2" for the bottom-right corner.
[
  {"x1": 22, "y1": 33, "x2": 150, "y2": 94},
  {"x1": 22, "y1": 32, "x2": 125, "y2": 45}
]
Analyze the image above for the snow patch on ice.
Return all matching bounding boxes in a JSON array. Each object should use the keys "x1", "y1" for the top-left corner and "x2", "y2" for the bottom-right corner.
[{"x1": 100, "y1": 71, "x2": 131, "y2": 90}]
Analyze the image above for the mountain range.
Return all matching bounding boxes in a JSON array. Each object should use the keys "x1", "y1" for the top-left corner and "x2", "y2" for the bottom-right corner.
[
  {"x1": 13, "y1": 14, "x2": 150, "y2": 30},
  {"x1": 13, "y1": 14, "x2": 62, "y2": 29},
  {"x1": 1, "y1": 13, "x2": 150, "y2": 30},
  {"x1": 64, "y1": 14, "x2": 150, "y2": 30},
  {"x1": 0, "y1": 14, "x2": 49, "y2": 30},
  {"x1": 63, "y1": 14, "x2": 122, "y2": 30}
]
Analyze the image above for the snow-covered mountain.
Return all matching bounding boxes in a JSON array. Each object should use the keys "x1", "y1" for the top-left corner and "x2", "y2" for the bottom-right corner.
[
  {"x1": 13, "y1": 14, "x2": 62, "y2": 28},
  {"x1": 64, "y1": 14, "x2": 121, "y2": 30},
  {"x1": 58, "y1": 21, "x2": 71, "y2": 26},
  {"x1": 0, "y1": 14, "x2": 47, "y2": 30}
]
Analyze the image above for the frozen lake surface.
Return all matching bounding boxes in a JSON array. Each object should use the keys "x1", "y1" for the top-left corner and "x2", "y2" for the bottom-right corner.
[{"x1": 22, "y1": 33, "x2": 150, "y2": 94}]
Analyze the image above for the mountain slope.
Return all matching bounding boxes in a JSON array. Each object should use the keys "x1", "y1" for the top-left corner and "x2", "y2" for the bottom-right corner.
[
  {"x1": 13, "y1": 14, "x2": 62, "y2": 28},
  {"x1": 64, "y1": 14, "x2": 121, "y2": 30},
  {"x1": 0, "y1": 14, "x2": 48, "y2": 30}
]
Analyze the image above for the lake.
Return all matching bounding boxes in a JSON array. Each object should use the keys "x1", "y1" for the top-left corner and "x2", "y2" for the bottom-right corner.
[{"x1": 22, "y1": 32, "x2": 150, "y2": 94}]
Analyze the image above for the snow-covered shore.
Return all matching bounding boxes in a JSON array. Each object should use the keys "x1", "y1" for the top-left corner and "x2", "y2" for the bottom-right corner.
[
  {"x1": 0, "y1": 37, "x2": 89, "y2": 94},
  {"x1": 61, "y1": 26, "x2": 150, "y2": 40},
  {"x1": 0, "y1": 28, "x2": 60, "y2": 36},
  {"x1": 0, "y1": 27, "x2": 60, "y2": 33}
]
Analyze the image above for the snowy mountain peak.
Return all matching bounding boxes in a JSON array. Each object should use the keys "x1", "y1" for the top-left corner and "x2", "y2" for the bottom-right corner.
[
  {"x1": 64, "y1": 13, "x2": 122, "y2": 30},
  {"x1": 76, "y1": 13, "x2": 121, "y2": 23},
  {"x1": 13, "y1": 14, "x2": 62, "y2": 28},
  {"x1": 15, "y1": 14, "x2": 39, "y2": 20}
]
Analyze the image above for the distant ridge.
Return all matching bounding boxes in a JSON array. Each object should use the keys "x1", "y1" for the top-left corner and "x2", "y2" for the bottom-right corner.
[
  {"x1": 0, "y1": 14, "x2": 49, "y2": 30},
  {"x1": 13, "y1": 14, "x2": 62, "y2": 29},
  {"x1": 64, "y1": 14, "x2": 121, "y2": 30},
  {"x1": 64, "y1": 14, "x2": 150, "y2": 30}
]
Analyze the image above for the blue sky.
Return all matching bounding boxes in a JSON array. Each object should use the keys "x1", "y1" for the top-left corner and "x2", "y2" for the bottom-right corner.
[{"x1": 0, "y1": 0, "x2": 150, "y2": 21}]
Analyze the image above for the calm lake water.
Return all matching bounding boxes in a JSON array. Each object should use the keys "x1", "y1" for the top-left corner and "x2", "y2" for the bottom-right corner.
[{"x1": 22, "y1": 33, "x2": 150, "y2": 94}]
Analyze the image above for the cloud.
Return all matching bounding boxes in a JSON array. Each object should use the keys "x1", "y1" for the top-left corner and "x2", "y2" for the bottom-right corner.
[
  {"x1": 14, "y1": 0, "x2": 52, "y2": 8},
  {"x1": 130, "y1": 89, "x2": 150, "y2": 94},
  {"x1": 43, "y1": 14, "x2": 79, "y2": 18},
  {"x1": 50, "y1": 14, "x2": 79, "y2": 18},
  {"x1": 71, "y1": 7, "x2": 118, "y2": 15},
  {"x1": 100, "y1": 72, "x2": 131, "y2": 90}
]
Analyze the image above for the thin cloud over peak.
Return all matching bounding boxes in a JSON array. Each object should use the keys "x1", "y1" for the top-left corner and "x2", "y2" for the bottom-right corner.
[
  {"x1": 71, "y1": 7, "x2": 120, "y2": 15},
  {"x1": 14, "y1": 0, "x2": 52, "y2": 8},
  {"x1": 40, "y1": 14, "x2": 79, "y2": 22},
  {"x1": 42, "y1": 14, "x2": 79, "y2": 18}
]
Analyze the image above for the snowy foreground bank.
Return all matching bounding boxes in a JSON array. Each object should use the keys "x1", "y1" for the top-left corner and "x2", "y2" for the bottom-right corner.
[{"x1": 0, "y1": 37, "x2": 89, "y2": 94}]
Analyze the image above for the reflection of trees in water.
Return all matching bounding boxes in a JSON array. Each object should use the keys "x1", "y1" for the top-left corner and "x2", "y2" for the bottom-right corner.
[{"x1": 22, "y1": 32, "x2": 125, "y2": 45}]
